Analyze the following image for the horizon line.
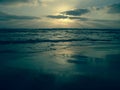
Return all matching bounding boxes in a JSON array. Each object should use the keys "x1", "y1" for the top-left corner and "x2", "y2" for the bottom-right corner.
[{"x1": 0, "y1": 28, "x2": 120, "y2": 30}]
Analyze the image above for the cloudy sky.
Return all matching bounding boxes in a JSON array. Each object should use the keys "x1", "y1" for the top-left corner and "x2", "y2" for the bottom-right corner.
[{"x1": 0, "y1": 0, "x2": 120, "y2": 28}]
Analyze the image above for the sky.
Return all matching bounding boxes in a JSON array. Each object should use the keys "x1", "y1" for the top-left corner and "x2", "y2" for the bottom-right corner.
[{"x1": 0, "y1": 0, "x2": 120, "y2": 28}]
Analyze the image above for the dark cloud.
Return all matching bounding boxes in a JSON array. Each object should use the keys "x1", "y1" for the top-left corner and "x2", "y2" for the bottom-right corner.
[
  {"x1": 0, "y1": 0, "x2": 40, "y2": 5},
  {"x1": 47, "y1": 8, "x2": 90, "y2": 20},
  {"x1": 61, "y1": 9, "x2": 90, "y2": 16},
  {"x1": 47, "y1": 15, "x2": 68, "y2": 19},
  {"x1": 0, "y1": 11, "x2": 40, "y2": 21},
  {"x1": 108, "y1": 3, "x2": 120, "y2": 14},
  {"x1": 92, "y1": 19, "x2": 120, "y2": 23},
  {"x1": 47, "y1": 14, "x2": 89, "y2": 21},
  {"x1": 69, "y1": 17, "x2": 88, "y2": 21}
]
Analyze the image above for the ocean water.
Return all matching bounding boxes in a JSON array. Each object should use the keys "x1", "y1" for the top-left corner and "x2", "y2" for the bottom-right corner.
[{"x1": 0, "y1": 29, "x2": 120, "y2": 90}]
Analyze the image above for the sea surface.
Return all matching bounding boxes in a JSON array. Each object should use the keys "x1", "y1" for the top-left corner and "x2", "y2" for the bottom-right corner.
[{"x1": 0, "y1": 29, "x2": 120, "y2": 90}]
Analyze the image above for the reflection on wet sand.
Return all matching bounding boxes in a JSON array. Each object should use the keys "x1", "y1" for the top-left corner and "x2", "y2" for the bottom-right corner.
[{"x1": 0, "y1": 42, "x2": 120, "y2": 90}]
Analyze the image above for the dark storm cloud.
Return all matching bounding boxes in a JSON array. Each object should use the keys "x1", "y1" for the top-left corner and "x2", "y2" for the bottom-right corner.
[
  {"x1": 0, "y1": 11, "x2": 40, "y2": 21},
  {"x1": 61, "y1": 9, "x2": 90, "y2": 16},
  {"x1": 47, "y1": 15, "x2": 68, "y2": 19},
  {"x1": 108, "y1": 3, "x2": 120, "y2": 14},
  {"x1": 0, "y1": 0, "x2": 40, "y2": 5}
]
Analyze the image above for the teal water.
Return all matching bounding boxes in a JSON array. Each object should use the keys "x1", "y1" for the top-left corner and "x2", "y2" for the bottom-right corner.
[{"x1": 0, "y1": 29, "x2": 120, "y2": 90}]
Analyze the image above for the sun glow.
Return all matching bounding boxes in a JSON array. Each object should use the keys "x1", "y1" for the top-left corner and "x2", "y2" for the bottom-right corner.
[
  {"x1": 51, "y1": 18, "x2": 74, "y2": 27},
  {"x1": 54, "y1": 5, "x2": 73, "y2": 13},
  {"x1": 58, "y1": 18, "x2": 73, "y2": 23}
]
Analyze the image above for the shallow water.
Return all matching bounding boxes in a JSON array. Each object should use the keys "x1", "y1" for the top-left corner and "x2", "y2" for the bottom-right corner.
[{"x1": 0, "y1": 29, "x2": 120, "y2": 90}]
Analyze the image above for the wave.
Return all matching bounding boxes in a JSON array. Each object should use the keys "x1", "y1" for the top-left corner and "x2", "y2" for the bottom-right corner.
[{"x1": 0, "y1": 38, "x2": 113, "y2": 44}]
